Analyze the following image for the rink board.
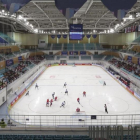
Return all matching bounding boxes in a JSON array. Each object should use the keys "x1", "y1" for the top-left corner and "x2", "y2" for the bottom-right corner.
[{"x1": 8, "y1": 64, "x2": 140, "y2": 126}]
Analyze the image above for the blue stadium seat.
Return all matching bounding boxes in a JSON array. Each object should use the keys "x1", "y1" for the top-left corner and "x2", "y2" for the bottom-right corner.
[
  {"x1": 46, "y1": 44, "x2": 52, "y2": 50},
  {"x1": 57, "y1": 56, "x2": 67, "y2": 60},
  {"x1": 46, "y1": 55, "x2": 55, "y2": 60},
  {"x1": 93, "y1": 54, "x2": 105, "y2": 60},
  {"x1": 104, "y1": 55, "x2": 113, "y2": 61},
  {"x1": 81, "y1": 56, "x2": 91, "y2": 60},
  {"x1": 96, "y1": 43, "x2": 103, "y2": 50},
  {"x1": 52, "y1": 44, "x2": 62, "y2": 50},
  {"x1": 69, "y1": 56, "x2": 79, "y2": 60},
  {"x1": 67, "y1": 44, "x2": 73, "y2": 51},
  {"x1": 74, "y1": 44, "x2": 84, "y2": 51},
  {"x1": 85, "y1": 44, "x2": 95, "y2": 50}
]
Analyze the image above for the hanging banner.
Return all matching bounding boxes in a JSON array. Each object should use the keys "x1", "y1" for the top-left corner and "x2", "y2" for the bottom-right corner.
[
  {"x1": 55, "y1": 0, "x2": 87, "y2": 19},
  {"x1": 101, "y1": 0, "x2": 137, "y2": 21},
  {"x1": 57, "y1": 35, "x2": 61, "y2": 39},
  {"x1": 6, "y1": 59, "x2": 14, "y2": 67},
  {"x1": 69, "y1": 51, "x2": 78, "y2": 55},
  {"x1": 18, "y1": 56, "x2": 22, "y2": 61},
  {"x1": 82, "y1": 34, "x2": 85, "y2": 38},
  {"x1": 80, "y1": 51, "x2": 86, "y2": 55},
  {"x1": 51, "y1": 35, "x2": 55, "y2": 39},
  {"x1": 127, "y1": 56, "x2": 132, "y2": 62},
  {"x1": 86, "y1": 35, "x2": 91, "y2": 38},
  {"x1": 92, "y1": 35, "x2": 97, "y2": 38},
  {"x1": 63, "y1": 35, "x2": 67, "y2": 39},
  {"x1": 61, "y1": 51, "x2": 68, "y2": 55},
  {"x1": 1, "y1": 0, "x2": 31, "y2": 14}
]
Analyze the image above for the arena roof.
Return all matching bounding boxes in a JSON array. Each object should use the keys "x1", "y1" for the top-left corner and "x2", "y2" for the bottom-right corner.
[{"x1": 0, "y1": 0, "x2": 140, "y2": 34}]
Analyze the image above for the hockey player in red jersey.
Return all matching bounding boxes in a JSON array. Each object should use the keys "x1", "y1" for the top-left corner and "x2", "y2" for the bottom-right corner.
[
  {"x1": 46, "y1": 99, "x2": 49, "y2": 107},
  {"x1": 83, "y1": 91, "x2": 86, "y2": 97},
  {"x1": 77, "y1": 98, "x2": 80, "y2": 104},
  {"x1": 55, "y1": 96, "x2": 57, "y2": 101},
  {"x1": 50, "y1": 99, "x2": 53, "y2": 107},
  {"x1": 76, "y1": 107, "x2": 80, "y2": 112}
]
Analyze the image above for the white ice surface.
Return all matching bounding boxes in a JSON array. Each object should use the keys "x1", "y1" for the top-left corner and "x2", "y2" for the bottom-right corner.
[{"x1": 10, "y1": 66, "x2": 140, "y2": 116}]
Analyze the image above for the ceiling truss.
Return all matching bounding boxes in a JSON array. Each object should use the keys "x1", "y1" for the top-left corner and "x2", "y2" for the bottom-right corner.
[{"x1": 0, "y1": 0, "x2": 140, "y2": 33}]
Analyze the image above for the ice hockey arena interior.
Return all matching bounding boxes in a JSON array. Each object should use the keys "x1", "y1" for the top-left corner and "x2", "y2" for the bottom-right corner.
[{"x1": 0, "y1": 0, "x2": 140, "y2": 139}]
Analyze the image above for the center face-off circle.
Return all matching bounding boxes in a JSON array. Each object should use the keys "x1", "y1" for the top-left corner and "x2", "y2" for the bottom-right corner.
[{"x1": 89, "y1": 95, "x2": 129, "y2": 113}]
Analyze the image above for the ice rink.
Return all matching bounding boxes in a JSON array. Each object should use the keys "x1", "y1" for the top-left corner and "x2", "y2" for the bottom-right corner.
[{"x1": 9, "y1": 65, "x2": 140, "y2": 117}]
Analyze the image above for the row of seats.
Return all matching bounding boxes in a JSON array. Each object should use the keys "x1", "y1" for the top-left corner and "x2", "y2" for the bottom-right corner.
[
  {"x1": 0, "y1": 135, "x2": 91, "y2": 140},
  {"x1": 104, "y1": 55, "x2": 113, "y2": 61},
  {"x1": 47, "y1": 55, "x2": 107, "y2": 60},
  {"x1": 56, "y1": 56, "x2": 67, "y2": 60},
  {"x1": 0, "y1": 134, "x2": 139, "y2": 140},
  {"x1": 46, "y1": 43, "x2": 103, "y2": 51},
  {"x1": 81, "y1": 56, "x2": 91, "y2": 60},
  {"x1": 110, "y1": 135, "x2": 140, "y2": 140},
  {"x1": 93, "y1": 54, "x2": 105, "y2": 60},
  {"x1": 109, "y1": 58, "x2": 140, "y2": 78}
]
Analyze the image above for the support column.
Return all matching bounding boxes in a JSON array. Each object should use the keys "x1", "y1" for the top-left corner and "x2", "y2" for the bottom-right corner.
[
  {"x1": 57, "y1": 37, "x2": 59, "y2": 44},
  {"x1": 67, "y1": 35, "x2": 69, "y2": 43},
  {"x1": 88, "y1": 38, "x2": 90, "y2": 43},
  {"x1": 46, "y1": 35, "x2": 48, "y2": 44}
]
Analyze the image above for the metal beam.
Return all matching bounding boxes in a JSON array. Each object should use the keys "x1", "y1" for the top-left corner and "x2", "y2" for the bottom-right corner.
[
  {"x1": 38, "y1": 27, "x2": 111, "y2": 29},
  {"x1": 33, "y1": 2, "x2": 54, "y2": 27},
  {"x1": 85, "y1": 0, "x2": 94, "y2": 14},
  {"x1": 25, "y1": 17, "x2": 116, "y2": 20}
]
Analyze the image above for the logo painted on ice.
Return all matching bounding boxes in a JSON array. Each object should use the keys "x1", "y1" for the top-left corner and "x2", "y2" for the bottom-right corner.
[{"x1": 50, "y1": 75, "x2": 55, "y2": 78}]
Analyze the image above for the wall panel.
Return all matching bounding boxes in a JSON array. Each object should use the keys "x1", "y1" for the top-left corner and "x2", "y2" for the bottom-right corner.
[
  {"x1": 99, "y1": 33, "x2": 136, "y2": 45},
  {"x1": 69, "y1": 40, "x2": 78, "y2": 43},
  {"x1": 102, "y1": 51, "x2": 120, "y2": 58},
  {"x1": 79, "y1": 36, "x2": 88, "y2": 43},
  {"x1": 48, "y1": 35, "x2": 57, "y2": 43},
  {"x1": 59, "y1": 37, "x2": 67, "y2": 44},
  {"x1": 90, "y1": 35, "x2": 99, "y2": 43}
]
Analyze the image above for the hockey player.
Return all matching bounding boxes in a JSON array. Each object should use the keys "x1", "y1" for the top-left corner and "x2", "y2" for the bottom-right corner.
[
  {"x1": 65, "y1": 89, "x2": 68, "y2": 95},
  {"x1": 63, "y1": 82, "x2": 67, "y2": 88},
  {"x1": 25, "y1": 91, "x2": 29, "y2": 96},
  {"x1": 76, "y1": 107, "x2": 80, "y2": 112},
  {"x1": 60, "y1": 101, "x2": 65, "y2": 108},
  {"x1": 104, "y1": 104, "x2": 108, "y2": 114},
  {"x1": 103, "y1": 81, "x2": 106, "y2": 86},
  {"x1": 35, "y1": 83, "x2": 38, "y2": 89},
  {"x1": 46, "y1": 99, "x2": 49, "y2": 107},
  {"x1": 50, "y1": 99, "x2": 53, "y2": 107},
  {"x1": 83, "y1": 91, "x2": 86, "y2": 97},
  {"x1": 54, "y1": 96, "x2": 57, "y2": 101},
  {"x1": 52, "y1": 92, "x2": 55, "y2": 99},
  {"x1": 77, "y1": 98, "x2": 80, "y2": 104}
]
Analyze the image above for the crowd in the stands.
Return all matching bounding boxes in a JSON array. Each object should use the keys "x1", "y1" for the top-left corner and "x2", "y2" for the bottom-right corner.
[
  {"x1": 28, "y1": 55, "x2": 45, "y2": 64},
  {"x1": 108, "y1": 67, "x2": 130, "y2": 87},
  {"x1": 109, "y1": 58, "x2": 140, "y2": 77},
  {"x1": 0, "y1": 55, "x2": 45, "y2": 90}
]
